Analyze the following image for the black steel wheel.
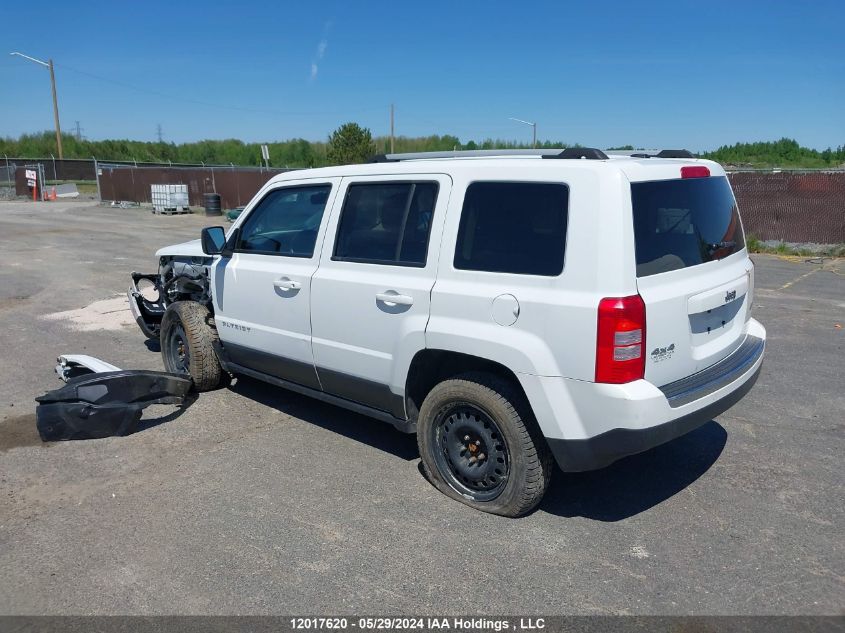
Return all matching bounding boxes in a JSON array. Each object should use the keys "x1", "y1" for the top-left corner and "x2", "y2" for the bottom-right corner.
[
  {"x1": 432, "y1": 404, "x2": 510, "y2": 502},
  {"x1": 417, "y1": 372, "x2": 553, "y2": 517},
  {"x1": 164, "y1": 323, "x2": 191, "y2": 374}
]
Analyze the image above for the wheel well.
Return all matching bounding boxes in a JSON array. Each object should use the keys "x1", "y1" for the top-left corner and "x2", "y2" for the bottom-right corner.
[{"x1": 405, "y1": 350, "x2": 530, "y2": 423}]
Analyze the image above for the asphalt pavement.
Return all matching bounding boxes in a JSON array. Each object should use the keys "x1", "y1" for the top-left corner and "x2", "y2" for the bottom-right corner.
[{"x1": 0, "y1": 201, "x2": 842, "y2": 615}]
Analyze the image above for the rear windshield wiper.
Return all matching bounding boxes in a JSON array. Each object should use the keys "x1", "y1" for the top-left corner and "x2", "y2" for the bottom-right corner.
[{"x1": 707, "y1": 240, "x2": 736, "y2": 253}]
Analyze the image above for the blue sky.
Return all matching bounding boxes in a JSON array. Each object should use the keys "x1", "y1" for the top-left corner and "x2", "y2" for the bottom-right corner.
[{"x1": 1, "y1": 0, "x2": 843, "y2": 150}]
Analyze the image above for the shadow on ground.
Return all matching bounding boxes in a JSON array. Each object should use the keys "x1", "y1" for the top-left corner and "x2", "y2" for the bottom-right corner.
[
  {"x1": 229, "y1": 376, "x2": 727, "y2": 520},
  {"x1": 540, "y1": 421, "x2": 727, "y2": 521},
  {"x1": 135, "y1": 393, "x2": 198, "y2": 433},
  {"x1": 229, "y1": 376, "x2": 419, "y2": 461}
]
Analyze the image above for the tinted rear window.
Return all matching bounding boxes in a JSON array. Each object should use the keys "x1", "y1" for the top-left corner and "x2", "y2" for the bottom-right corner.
[
  {"x1": 333, "y1": 182, "x2": 438, "y2": 266},
  {"x1": 454, "y1": 182, "x2": 569, "y2": 276},
  {"x1": 631, "y1": 176, "x2": 745, "y2": 277}
]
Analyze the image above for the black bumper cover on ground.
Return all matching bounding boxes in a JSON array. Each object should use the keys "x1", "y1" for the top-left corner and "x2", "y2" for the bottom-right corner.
[
  {"x1": 35, "y1": 371, "x2": 192, "y2": 441},
  {"x1": 548, "y1": 364, "x2": 762, "y2": 472}
]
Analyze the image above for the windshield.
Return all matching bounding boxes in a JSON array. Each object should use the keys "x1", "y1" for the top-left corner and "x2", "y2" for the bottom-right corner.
[{"x1": 631, "y1": 176, "x2": 745, "y2": 277}]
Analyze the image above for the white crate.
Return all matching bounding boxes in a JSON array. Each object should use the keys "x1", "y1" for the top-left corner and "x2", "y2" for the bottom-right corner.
[{"x1": 151, "y1": 184, "x2": 190, "y2": 214}]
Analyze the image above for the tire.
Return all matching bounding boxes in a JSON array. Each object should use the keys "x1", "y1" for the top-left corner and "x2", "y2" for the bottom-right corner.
[
  {"x1": 417, "y1": 372, "x2": 553, "y2": 517},
  {"x1": 160, "y1": 301, "x2": 225, "y2": 391}
]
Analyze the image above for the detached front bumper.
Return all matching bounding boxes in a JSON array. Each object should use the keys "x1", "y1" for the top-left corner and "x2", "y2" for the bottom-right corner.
[
  {"x1": 36, "y1": 366, "x2": 192, "y2": 441},
  {"x1": 128, "y1": 272, "x2": 164, "y2": 339},
  {"x1": 523, "y1": 318, "x2": 766, "y2": 472}
]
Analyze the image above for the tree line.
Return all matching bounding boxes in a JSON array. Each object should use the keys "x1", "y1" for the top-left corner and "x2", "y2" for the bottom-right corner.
[
  {"x1": 2, "y1": 129, "x2": 843, "y2": 169},
  {"x1": 702, "y1": 138, "x2": 845, "y2": 168}
]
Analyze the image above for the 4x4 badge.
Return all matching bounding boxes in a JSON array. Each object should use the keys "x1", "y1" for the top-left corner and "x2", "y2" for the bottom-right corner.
[
  {"x1": 725, "y1": 290, "x2": 737, "y2": 303},
  {"x1": 651, "y1": 343, "x2": 675, "y2": 362}
]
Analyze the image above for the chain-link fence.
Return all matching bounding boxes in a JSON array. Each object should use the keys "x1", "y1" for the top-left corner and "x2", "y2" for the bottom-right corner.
[
  {"x1": 4, "y1": 157, "x2": 844, "y2": 244},
  {"x1": 2, "y1": 157, "x2": 233, "y2": 182},
  {"x1": 1, "y1": 156, "x2": 16, "y2": 199},
  {"x1": 4, "y1": 156, "x2": 99, "y2": 199},
  {"x1": 727, "y1": 171, "x2": 845, "y2": 244}
]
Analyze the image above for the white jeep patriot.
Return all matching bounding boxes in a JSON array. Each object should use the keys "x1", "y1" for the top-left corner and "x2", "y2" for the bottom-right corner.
[{"x1": 129, "y1": 148, "x2": 766, "y2": 516}]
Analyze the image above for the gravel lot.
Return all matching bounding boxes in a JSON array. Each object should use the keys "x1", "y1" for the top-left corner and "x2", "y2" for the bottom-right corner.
[{"x1": 0, "y1": 201, "x2": 842, "y2": 615}]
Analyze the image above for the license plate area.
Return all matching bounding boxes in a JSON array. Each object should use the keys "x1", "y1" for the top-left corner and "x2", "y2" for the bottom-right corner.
[{"x1": 689, "y1": 300, "x2": 744, "y2": 336}]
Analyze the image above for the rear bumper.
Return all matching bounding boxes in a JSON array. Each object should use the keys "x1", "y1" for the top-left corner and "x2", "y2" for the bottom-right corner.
[
  {"x1": 520, "y1": 318, "x2": 766, "y2": 472},
  {"x1": 547, "y1": 363, "x2": 761, "y2": 471}
]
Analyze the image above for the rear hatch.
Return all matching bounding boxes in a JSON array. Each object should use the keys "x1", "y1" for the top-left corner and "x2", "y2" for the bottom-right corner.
[{"x1": 630, "y1": 171, "x2": 753, "y2": 387}]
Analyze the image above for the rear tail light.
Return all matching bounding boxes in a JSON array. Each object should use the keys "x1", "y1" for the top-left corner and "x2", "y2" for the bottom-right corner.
[
  {"x1": 681, "y1": 165, "x2": 710, "y2": 178},
  {"x1": 595, "y1": 295, "x2": 646, "y2": 384}
]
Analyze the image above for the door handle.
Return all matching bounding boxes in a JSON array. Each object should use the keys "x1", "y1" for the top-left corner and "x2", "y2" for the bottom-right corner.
[
  {"x1": 376, "y1": 292, "x2": 413, "y2": 306},
  {"x1": 274, "y1": 278, "x2": 301, "y2": 290}
]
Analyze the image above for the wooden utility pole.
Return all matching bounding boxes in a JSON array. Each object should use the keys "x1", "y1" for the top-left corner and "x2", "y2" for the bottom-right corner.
[
  {"x1": 48, "y1": 59, "x2": 63, "y2": 159},
  {"x1": 390, "y1": 103, "x2": 395, "y2": 154}
]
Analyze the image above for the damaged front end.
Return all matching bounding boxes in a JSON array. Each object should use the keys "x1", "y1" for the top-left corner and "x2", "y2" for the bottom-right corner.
[
  {"x1": 128, "y1": 252, "x2": 213, "y2": 339},
  {"x1": 128, "y1": 272, "x2": 165, "y2": 339}
]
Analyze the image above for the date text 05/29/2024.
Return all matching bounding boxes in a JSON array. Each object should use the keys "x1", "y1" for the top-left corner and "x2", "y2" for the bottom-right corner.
[{"x1": 289, "y1": 618, "x2": 546, "y2": 631}]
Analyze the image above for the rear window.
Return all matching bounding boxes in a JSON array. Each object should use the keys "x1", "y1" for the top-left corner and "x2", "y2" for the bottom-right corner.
[
  {"x1": 454, "y1": 182, "x2": 569, "y2": 276},
  {"x1": 333, "y1": 182, "x2": 438, "y2": 266},
  {"x1": 631, "y1": 176, "x2": 745, "y2": 277}
]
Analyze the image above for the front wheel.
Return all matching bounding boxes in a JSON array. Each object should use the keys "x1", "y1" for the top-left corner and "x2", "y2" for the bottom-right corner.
[
  {"x1": 417, "y1": 372, "x2": 553, "y2": 517},
  {"x1": 160, "y1": 301, "x2": 225, "y2": 391}
]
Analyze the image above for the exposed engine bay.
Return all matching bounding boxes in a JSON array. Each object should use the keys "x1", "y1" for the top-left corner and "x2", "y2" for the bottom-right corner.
[{"x1": 128, "y1": 253, "x2": 213, "y2": 339}]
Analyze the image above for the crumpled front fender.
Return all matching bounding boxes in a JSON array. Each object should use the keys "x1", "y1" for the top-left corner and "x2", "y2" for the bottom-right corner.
[{"x1": 128, "y1": 271, "x2": 165, "y2": 339}]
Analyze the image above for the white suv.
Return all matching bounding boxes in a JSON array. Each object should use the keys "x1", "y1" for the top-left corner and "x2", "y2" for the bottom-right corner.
[{"x1": 129, "y1": 148, "x2": 765, "y2": 517}]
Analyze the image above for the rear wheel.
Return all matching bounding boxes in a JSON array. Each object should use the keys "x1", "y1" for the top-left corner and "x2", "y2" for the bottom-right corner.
[
  {"x1": 417, "y1": 372, "x2": 553, "y2": 517},
  {"x1": 160, "y1": 301, "x2": 225, "y2": 391}
]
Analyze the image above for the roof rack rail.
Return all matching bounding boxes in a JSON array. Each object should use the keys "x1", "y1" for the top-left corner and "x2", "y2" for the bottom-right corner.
[
  {"x1": 368, "y1": 148, "x2": 609, "y2": 163},
  {"x1": 606, "y1": 149, "x2": 696, "y2": 159},
  {"x1": 655, "y1": 149, "x2": 695, "y2": 158},
  {"x1": 544, "y1": 148, "x2": 608, "y2": 160}
]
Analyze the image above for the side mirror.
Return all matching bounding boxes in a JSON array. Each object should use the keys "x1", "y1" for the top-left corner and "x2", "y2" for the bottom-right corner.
[{"x1": 201, "y1": 226, "x2": 227, "y2": 255}]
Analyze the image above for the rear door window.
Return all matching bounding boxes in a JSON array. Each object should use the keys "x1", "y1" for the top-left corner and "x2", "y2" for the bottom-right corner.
[
  {"x1": 631, "y1": 176, "x2": 745, "y2": 277},
  {"x1": 333, "y1": 182, "x2": 438, "y2": 266},
  {"x1": 454, "y1": 182, "x2": 569, "y2": 276}
]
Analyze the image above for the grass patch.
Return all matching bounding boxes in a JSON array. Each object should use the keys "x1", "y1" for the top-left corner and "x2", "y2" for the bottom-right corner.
[
  {"x1": 42, "y1": 180, "x2": 98, "y2": 196},
  {"x1": 746, "y1": 235, "x2": 845, "y2": 257},
  {"x1": 76, "y1": 183, "x2": 98, "y2": 195}
]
